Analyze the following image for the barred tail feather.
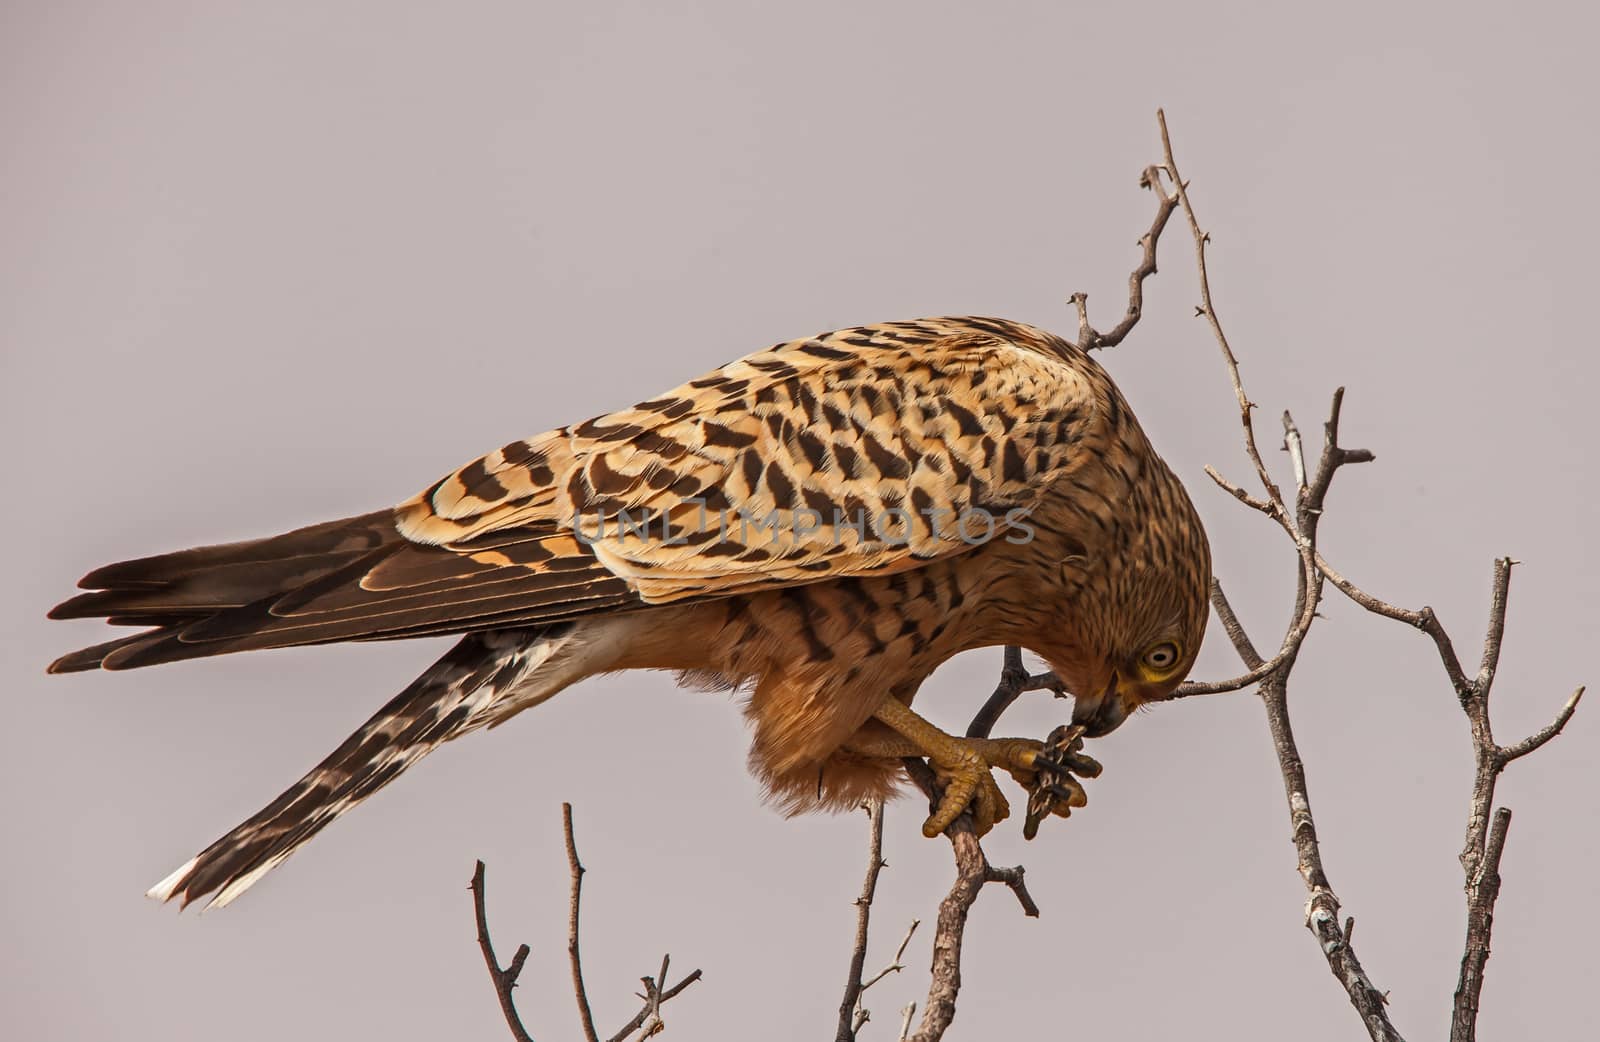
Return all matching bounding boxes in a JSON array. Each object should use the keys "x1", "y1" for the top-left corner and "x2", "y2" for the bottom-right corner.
[{"x1": 148, "y1": 627, "x2": 568, "y2": 909}]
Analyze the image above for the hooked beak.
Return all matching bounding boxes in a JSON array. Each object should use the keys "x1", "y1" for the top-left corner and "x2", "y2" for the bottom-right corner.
[{"x1": 1071, "y1": 671, "x2": 1129, "y2": 738}]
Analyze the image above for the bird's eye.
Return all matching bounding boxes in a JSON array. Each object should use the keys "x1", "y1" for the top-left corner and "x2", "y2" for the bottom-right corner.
[{"x1": 1140, "y1": 641, "x2": 1182, "y2": 675}]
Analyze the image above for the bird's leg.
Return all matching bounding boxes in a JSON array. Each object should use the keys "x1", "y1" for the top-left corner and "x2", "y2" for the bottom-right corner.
[
  {"x1": 844, "y1": 708, "x2": 1103, "y2": 839},
  {"x1": 846, "y1": 697, "x2": 1032, "y2": 838}
]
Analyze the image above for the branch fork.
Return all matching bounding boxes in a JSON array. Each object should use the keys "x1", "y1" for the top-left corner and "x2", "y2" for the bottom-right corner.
[{"x1": 471, "y1": 805, "x2": 702, "y2": 1042}]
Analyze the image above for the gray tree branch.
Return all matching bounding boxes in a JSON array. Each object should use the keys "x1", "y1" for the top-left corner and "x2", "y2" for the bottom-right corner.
[
  {"x1": 1151, "y1": 108, "x2": 1583, "y2": 1042},
  {"x1": 469, "y1": 807, "x2": 702, "y2": 1042}
]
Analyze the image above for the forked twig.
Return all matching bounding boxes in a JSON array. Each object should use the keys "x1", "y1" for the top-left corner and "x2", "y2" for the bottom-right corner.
[
  {"x1": 470, "y1": 807, "x2": 703, "y2": 1042},
  {"x1": 1152, "y1": 108, "x2": 1581, "y2": 1042},
  {"x1": 837, "y1": 798, "x2": 906, "y2": 1041},
  {"x1": 470, "y1": 861, "x2": 536, "y2": 1042}
]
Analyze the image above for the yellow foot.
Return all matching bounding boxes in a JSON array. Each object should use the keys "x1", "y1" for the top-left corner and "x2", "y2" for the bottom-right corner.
[
  {"x1": 965, "y1": 734, "x2": 1103, "y2": 837},
  {"x1": 853, "y1": 699, "x2": 1030, "y2": 837},
  {"x1": 844, "y1": 707, "x2": 1104, "y2": 839},
  {"x1": 922, "y1": 735, "x2": 1011, "y2": 838}
]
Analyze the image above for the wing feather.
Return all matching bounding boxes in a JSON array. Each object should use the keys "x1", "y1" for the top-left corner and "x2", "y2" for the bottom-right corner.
[
  {"x1": 398, "y1": 317, "x2": 1102, "y2": 604},
  {"x1": 50, "y1": 317, "x2": 1104, "y2": 673}
]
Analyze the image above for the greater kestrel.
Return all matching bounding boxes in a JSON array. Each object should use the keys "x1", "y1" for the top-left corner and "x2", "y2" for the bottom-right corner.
[{"x1": 50, "y1": 316, "x2": 1211, "y2": 909}]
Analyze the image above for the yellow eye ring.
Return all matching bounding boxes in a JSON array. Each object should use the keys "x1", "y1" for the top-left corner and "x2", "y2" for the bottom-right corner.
[{"x1": 1139, "y1": 641, "x2": 1183, "y2": 677}]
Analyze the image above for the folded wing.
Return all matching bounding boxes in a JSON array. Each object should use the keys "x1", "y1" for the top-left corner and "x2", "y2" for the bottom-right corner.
[{"x1": 50, "y1": 317, "x2": 1100, "y2": 673}]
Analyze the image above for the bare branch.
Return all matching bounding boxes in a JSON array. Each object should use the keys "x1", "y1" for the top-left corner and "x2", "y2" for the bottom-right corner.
[
  {"x1": 468, "y1": 809, "x2": 701, "y2": 1042},
  {"x1": 1452, "y1": 808, "x2": 1511, "y2": 1042},
  {"x1": 1153, "y1": 107, "x2": 1584, "y2": 1042},
  {"x1": 837, "y1": 798, "x2": 889, "y2": 1042},
  {"x1": 606, "y1": 965, "x2": 703, "y2": 1042},
  {"x1": 470, "y1": 860, "x2": 537, "y2": 1042},
  {"x1": 851, "y1": 918, "x2": 921, "y2": 1036},
  {"x1": 1283, "y1": 410, "x2": 1308, "y2": 492},
  {"x1": 1308, "y1": 542, "x2": 1581, "y2": 1039},
  {"x1": 1263, "y1": 669, "x2": 1403, "y2": 1041},
  {"x1": 984, "y1": 863, "x2": 1040, "y2": 917},
  {"x1": 1173, "y1": 549, "x2": 1328, "y2": 700},
  {"x1": 1158, "y1": 107, "x2": 1406, "y2": 1042},
  {"x1": 1158, "y1": 109, "x2": 1290, "y2": 526},
  {"x1": 1070, "y1": 292, "x2": 1093, "y2": 347},
  {"x1": 1173, "y1": 648, "x2": 1285, "y2": 698},
  {"x1": 1076, "y1": 164, "x2": 1181, "y2": 351},
  {"x1": 860, "y1": 920, "x2": 920, "y2": 993},
  {"x1": 1312, "y1": 551, "x2": 1474, "y2": 698},
  {"x1": 900, "y1": 759, "x2": 1040, "y2": 1042},
  {"x1": 1204, "y1": 578, "x2": 1263, "y2": 667},
  {"x1": 1473, "y1": 558, "x2": 1514, "y2": 704},
  {"x1": 565, "y1": 803, "x2": 602, "y2": 1042},
  {"x1": 1499, "y1": 686, "x2": 1585, "y2": 762},
  {"x1": 1304, "y1": 388, "x2": 1376, "y2": 511},
  {"x1": 1205, "y1": 464, "x2": 1281, "y2": 518},
  {"x1": 966, "y1": 645, "x2": 1064, "y2": 739}
]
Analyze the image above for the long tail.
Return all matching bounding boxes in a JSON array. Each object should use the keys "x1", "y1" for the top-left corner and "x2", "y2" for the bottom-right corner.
[{"x1": 146, "y1": 626, "x2": 571, "y2": 910}]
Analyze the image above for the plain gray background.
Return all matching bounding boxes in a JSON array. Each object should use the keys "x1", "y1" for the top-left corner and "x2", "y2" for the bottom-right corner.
[{"x1": 4, "y1": 2, "x2": 1595, "y2": 1039}]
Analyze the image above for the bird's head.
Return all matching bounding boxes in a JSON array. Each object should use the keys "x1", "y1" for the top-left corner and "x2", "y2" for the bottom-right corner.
[
  {"x1": 1057, "y1": 621, "x2": 1204, "y2": 737},
  {"x1": 1048, "y1": 470, "x2": 1211, "y2": 737}
]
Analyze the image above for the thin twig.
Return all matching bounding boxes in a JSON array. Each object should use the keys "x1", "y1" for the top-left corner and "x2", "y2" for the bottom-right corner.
[
  {"x1": 861, "y1": 920, "x2": 921, "y2": 993},
  {"x1": 837, "y1": 799, "x2": 889, "y2": 1042},
  {"x1": 605, "y1": 966, "x2": 703, "y2": 1042},
  {"x1": 1499, "y1": 686, "x2": 1585, "y2": 762},
  {"x1": 1315, "y1": 554, "x2": 1582, "y2": 1042},
  {"x1": 967, "y1": 645, "x2": 1064, "y2": 738},
  {"x1": 1157, "y1": 108, "x2": 1404, "y2": 1042},
  {"x1": 851, "y1": 917, "x2": 920, "y2": 1036},
  {"x1": 1158, "y1": 109, "x2": 1291, "y2": 530},
  {"x1": 1311, "y1": 551, "x2": 1473, "y2": 697},
  {"x1": 1155, "y1": 106, "x2": 1584, "y2": 1042},
  {"x1": 1076, "y1": 164, "x2": 1181, "y2": 351},
  {"x1": 470, "y1": 810, "x2": 702, "y2": 1042},
  {"x1": 470, "y1": 861, "x2": 537, "y2": 1042},
  {"x1": 565, "y1": 803, "x2": 602, "y2": 1042},
  {"x1": 1295, "y1": 544, "x2": 1581, "y2": 1042},
  {"x1": 1175, "y1": 394, "x2": 1364, "y2": 700},
  {"x1": 1283, "y1": 411, "x2": 1307, "y2": 491}
]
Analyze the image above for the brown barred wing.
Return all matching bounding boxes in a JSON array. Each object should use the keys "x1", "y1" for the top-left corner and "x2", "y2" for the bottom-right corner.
[
  {"x1": 396, "y1": 319, "x2": 1103, "y2": 606},
  {"x1": 48, "y1": 317, "x2": 1101, "y2": 673}
]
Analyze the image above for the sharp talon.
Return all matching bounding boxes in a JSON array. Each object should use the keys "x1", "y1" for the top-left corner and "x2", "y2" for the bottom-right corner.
[
  {"x1": 1023, "y1": 790, "x2": 1066, "y2": 840},
  {"x1": 1011, "y1": 724, "x2": 1103, "y2": 838},
  {"x1": 1047, "y1": 781, "x2": 1088, "y2": 808},
  {"x1": 1068, "y1": 753, "x2": 1103, "y2": 778},
  {"x1": 1032, "y1": 753, "x2": 1068, "y2": 773},
  {"x1": 1023, "y1": 815, "x2": 1042, "y2": 841},
  {"x1": 1036, "y1": 751, "x2": 1102, "y2": 778}
]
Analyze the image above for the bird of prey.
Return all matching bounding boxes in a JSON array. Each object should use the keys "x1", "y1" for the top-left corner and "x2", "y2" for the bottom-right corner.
[{"x1": 49, "y1": 315, "x2": 1211, "y2": 909}]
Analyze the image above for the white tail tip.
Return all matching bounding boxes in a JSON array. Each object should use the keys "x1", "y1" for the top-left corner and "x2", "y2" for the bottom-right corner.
[{"x1": 145, "y1": 857, "x2": 198, "y2": 902}]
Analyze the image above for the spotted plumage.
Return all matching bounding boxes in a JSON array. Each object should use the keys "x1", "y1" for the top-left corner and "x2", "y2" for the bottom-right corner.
[{"x1": 49, "y1": 316, "x2": 1211, "y2": 908}]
